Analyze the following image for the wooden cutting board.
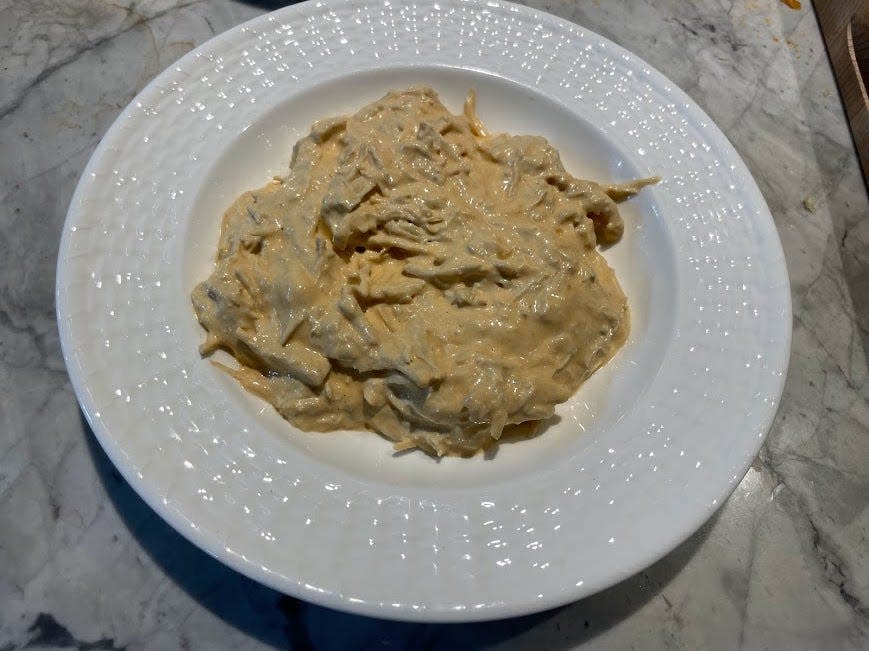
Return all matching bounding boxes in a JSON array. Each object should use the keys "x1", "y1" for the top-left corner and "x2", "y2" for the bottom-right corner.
[{"x1": 814, "y1": 0, "x2": 869, "y2": 185}]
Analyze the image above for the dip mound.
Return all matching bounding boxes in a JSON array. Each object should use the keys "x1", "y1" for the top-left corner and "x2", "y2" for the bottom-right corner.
[{"x1": 192, "y1": 87, "x2": 654, "y2": 456}]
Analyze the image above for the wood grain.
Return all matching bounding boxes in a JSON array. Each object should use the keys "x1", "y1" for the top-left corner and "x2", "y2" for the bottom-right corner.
[{"x1": 814, "y1": 0, "x2": 869, "y2": 185}]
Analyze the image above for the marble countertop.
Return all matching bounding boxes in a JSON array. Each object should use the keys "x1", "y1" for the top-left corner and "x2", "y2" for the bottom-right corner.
[{"x1": 1, "y1": 0, "x2": 867, "y2": 648}]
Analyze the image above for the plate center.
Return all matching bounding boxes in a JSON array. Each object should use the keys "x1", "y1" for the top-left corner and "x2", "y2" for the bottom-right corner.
[{"x1": 181, "y1": 66, "x2": 677, "y2": 488}]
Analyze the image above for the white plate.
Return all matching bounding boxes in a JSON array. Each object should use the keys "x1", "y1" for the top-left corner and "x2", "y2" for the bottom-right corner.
[{"x1": 56, "y1": 0, "x2": 791, "y2": 622}]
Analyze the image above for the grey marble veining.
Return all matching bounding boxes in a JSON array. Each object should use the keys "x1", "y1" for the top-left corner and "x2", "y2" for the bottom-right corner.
[{"x1": 1, "y1": 0, "x2": 867, "y2": 649}]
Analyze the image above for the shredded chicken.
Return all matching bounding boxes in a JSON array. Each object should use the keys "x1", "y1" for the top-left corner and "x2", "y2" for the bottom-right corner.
[{"x1": 192, "y1": 87, "x2": 657, "y2": 456}]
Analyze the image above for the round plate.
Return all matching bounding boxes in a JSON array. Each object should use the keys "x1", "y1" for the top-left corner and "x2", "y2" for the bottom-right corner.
[{"x1": 56, "y1": 0, "x2": 791, "y2": 622}]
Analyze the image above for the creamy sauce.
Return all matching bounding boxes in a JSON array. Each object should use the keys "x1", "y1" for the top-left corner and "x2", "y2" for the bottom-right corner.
[{"x1": 192, "y1": 87, "x2": 656, "y2": 456}]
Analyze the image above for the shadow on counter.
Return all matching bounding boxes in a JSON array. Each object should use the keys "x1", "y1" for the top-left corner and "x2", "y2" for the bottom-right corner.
[
  {"x1": 82, "y1": 412, "x2": 713, "y2": 650},
  {"x1": 237, "y1": 0, "x2": 308, "y2": 9}
]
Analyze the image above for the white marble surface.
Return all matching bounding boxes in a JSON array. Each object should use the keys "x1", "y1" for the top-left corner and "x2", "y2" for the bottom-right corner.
[{"x1": 0, "y1": 0, "x2": 867, "y2": 649}]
